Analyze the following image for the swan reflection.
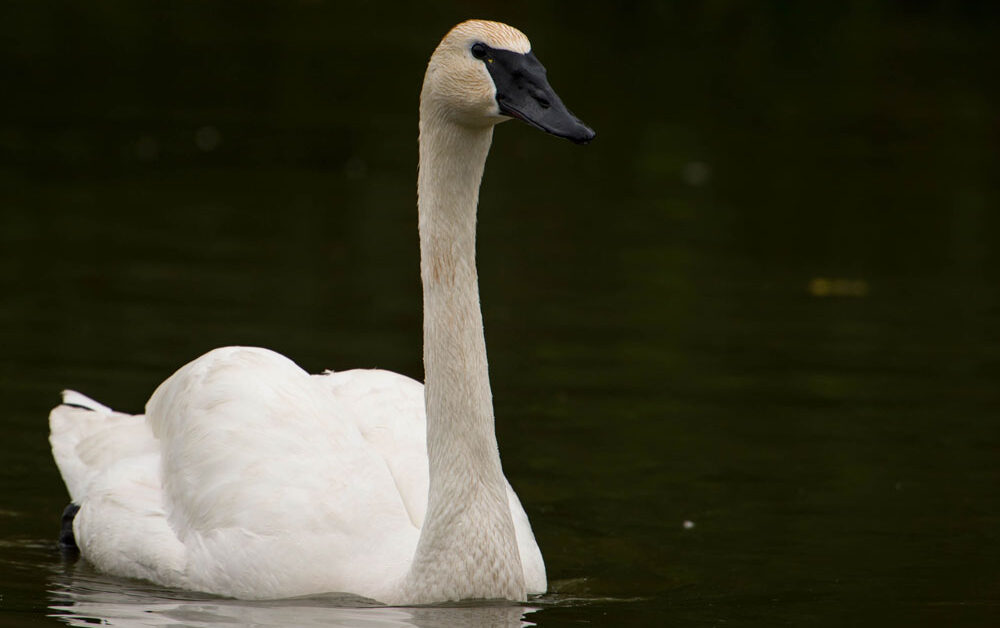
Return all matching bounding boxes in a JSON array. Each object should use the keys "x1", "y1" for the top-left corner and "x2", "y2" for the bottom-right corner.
[{"x1": 48, "y1": 567, "x2": 539, "y2": 628}]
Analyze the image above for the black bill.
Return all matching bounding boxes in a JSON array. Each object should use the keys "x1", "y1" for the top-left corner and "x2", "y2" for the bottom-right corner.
[{"x1": 473, "y1": 43, "x2": 596, "y2": 145}]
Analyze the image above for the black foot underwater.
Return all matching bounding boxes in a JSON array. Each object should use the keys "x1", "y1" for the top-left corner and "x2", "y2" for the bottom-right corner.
[{"x1": 59, "y1": 502, "x2": 80, "y2": 554}]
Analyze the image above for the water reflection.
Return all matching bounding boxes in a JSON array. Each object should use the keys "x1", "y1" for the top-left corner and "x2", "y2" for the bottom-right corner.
[{"x1": 49, "y1": 567, "x2": 539, "y2": 628}]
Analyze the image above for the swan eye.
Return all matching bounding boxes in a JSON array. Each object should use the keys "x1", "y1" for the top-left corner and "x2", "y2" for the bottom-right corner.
[{"x1": 471, "y1": 43, "x2": 488, "y2": 60}]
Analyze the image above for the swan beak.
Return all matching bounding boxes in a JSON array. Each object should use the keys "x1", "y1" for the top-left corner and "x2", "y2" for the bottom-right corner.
[{"x1": 483, "y1": 47, "x2": 596, "y2": 145}]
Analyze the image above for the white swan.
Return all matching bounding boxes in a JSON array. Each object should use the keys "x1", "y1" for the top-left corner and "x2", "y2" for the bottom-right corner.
[{"x1": 49, "y1": 19, "x2": 593, "y2": 605}]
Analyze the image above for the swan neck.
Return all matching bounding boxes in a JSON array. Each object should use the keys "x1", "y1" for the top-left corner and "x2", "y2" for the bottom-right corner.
[
  {"x1": 418, "y1": 119, "x2": 498, "y2": 491},
  {"x1": 403, "y1": 109, "x2": 525, "y2": 602}
]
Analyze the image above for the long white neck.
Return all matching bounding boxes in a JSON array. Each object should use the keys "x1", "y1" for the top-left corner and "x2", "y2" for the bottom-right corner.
[{"x1": 398, "y1": 102, "x2": 526, "y2": 603}]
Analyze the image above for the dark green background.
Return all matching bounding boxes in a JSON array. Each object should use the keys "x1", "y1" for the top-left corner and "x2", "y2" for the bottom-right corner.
[{"x1": 2, "y1": 1, "x2": 999, "y2": 626}]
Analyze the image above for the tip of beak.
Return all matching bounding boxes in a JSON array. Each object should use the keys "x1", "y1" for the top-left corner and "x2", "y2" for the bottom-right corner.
[{"x1": 571, "y1": 123, "x2": 596, "y2": 145}]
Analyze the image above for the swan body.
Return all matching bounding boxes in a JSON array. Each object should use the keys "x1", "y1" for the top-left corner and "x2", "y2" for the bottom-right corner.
[
  {"x1": 51, "y1": 350, "x2": 543, "y2": 602},
  {"x1": 49, "y1": 19, "x2": 592, "y2": 605}
]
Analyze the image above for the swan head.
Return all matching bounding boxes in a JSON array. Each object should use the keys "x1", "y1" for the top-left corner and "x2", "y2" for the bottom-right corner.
[{"x1": 423, "y1": 20, "x2": 595, "y2": 144}]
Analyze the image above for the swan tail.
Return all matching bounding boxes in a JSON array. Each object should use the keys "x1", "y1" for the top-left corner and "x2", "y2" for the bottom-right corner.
[
  {"x1": 49, "y1": 390, "x2": 152, "y2": 504},
  {"x1": 49, "y1": 390, "x2": 188, "y2": 586}
]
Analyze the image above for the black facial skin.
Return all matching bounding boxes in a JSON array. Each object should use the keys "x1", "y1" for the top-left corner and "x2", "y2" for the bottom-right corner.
[{"x1": 472, "y1": 42, "x2": 595, "y2": 145}]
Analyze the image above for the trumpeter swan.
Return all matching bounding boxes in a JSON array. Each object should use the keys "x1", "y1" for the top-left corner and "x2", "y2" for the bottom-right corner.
[{"x1": 49, "y1": 19, "x2": 593, "y2": 605}]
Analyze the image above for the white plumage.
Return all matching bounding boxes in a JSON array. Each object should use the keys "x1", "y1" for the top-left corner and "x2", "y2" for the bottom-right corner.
[
  {"x1": 49, "y1": 18, "x2": 590, "y2": 604},
  {"x1": 51, "y1": 348, "x2": 543, "y2": 601}
]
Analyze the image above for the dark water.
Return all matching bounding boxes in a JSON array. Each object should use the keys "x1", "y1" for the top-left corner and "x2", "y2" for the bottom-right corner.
[{"x1": 3, "y1": 2, "x2": 1000, "y2": 626}]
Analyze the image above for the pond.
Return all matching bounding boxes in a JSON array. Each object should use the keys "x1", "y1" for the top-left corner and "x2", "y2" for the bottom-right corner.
[{"x1": 2, "y1": 2, "x2": 998, "y2": 626}]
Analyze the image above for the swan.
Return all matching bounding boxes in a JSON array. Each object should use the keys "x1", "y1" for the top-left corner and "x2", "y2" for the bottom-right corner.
[{"x1": 48, "y1": 19, "x2": 593, "y2": 605}]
